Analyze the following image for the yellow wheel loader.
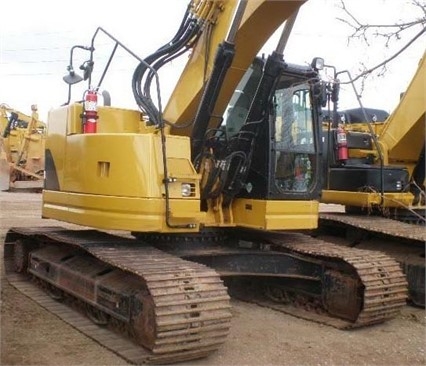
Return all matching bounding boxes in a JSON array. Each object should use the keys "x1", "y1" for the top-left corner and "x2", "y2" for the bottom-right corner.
[{"x1": 0, "y1": 103, "x2": 46, "y2": 190}]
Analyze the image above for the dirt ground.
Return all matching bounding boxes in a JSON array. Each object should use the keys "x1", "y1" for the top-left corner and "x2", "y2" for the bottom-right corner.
[{"x1": 1, "y1": 191, "x2": 425, "y2": 366}]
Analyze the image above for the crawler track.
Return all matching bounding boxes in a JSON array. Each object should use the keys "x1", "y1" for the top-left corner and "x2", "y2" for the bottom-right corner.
[
  {"x1": 141, "y1": 230, "x2": 408, "y2": 329},
  {"x1": 4, "y1": 225, "x2": 410, "y2": 365},
  {"x1": 4, "y1": 227, "x2": 232, "y2": 365},
  {"x1": 268, "y1": 233, "x2": 408, "y2": 328},
  {"x1": 318, "y1": 213, "x2": 425, "y2": 307},
  {"x1": 319, "y1": 213, "x2": 426, "y2": 243}
]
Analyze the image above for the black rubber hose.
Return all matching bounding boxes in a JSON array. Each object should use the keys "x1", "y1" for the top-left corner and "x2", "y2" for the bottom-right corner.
[{"x1": 132, "y1": 18, "x2": 202, "y2": 123}]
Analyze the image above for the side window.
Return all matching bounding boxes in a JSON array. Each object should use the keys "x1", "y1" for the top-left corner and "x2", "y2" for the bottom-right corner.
[
  {"x1": 224, "y1": 90, "x2": 251, "y2": 138},
  {"x1": 222, "y1": 60, "x2": 263, "y2": 139}
]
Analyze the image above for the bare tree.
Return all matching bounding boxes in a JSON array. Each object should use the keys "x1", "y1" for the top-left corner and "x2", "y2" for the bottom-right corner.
[{"x1": 337, "y1": 0, "x2": 426, "y2": 83}]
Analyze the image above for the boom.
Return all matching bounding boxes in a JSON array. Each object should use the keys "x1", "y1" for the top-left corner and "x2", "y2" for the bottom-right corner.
[
  {"x1": 163, "y1": 0, "x2": 305, "y2": 136},
  {"x1": 378, "y1": 51, "x2": 425, "y2": 166}
]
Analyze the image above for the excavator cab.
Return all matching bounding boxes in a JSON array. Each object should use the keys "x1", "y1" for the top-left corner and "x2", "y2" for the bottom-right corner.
[
  {"x1": 216, "y1": 57, "x2": 323, "y2": 202},
  {"x1": 188, "y1": 51, "x2": 325, "y2": 229}
]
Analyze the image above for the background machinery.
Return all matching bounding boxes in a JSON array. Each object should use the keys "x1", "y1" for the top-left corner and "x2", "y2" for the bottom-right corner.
[
  {"x1": 319, "y1": 51, "x2": 425, "y2": 306},
  {"x1": 0, "y1": 103, "x2": 46, "y2": 190},
  {"x1": 4, "y1": 1, "x2": 409, "y2": 363}
]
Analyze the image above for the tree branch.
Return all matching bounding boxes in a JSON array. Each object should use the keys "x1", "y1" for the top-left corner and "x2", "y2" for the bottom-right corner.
[
  {"x1": 338, "y1": 0, "x2": 426, "y2": 47},
  {"x1": 340, "y1": 26, "x2": 426, "y2": 84}
]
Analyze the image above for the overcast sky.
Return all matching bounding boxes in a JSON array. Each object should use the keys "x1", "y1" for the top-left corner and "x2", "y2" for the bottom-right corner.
[{"x1": 0, "y1": 0, "x2": 424, "y2": 121}]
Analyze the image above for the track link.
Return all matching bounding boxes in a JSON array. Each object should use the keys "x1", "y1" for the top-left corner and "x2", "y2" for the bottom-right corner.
[{"x1": 4, "y1": 227, "x2": 232, "y2": 365}]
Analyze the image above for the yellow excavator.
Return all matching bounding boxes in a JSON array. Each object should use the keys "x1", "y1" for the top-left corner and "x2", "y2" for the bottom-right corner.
[
  {"x1": 4, "y1": 1, "x2": 408, "y2": 363},
  {"x1": 319, "y1": 51, "x2": 425, "y2": 307},
  {"x1": 0, "y1": 103, "x2": 46, "y2": 190}
]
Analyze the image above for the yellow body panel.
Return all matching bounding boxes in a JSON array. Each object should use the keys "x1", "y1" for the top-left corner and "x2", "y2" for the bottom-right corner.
[
  {"x1": 232, "y1": 199, "x2": 319, "y2": 230},
  {"x1": 67, "y1": 104, "x2": 152, "y2": 135},
  {"x1": 44, "y1": 104, "x2": 204, "y2": 232},
  {"x1": 47, "y1": 104, "x2": 199, "y2": 198},
  {"x1": 42, "y1": 190, "x2": 204, "y2": 232},
  {"x1": 321, "y1": 190, "x2": 414, "y2": 208},
  {"x1": 343, "y1": 122, "x2": 385, "y2": 136}
]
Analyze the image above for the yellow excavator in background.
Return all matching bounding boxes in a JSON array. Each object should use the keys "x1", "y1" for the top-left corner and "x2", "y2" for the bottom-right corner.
[
  {"x1": 4, "y1": 1, "x2": 408, "y2": 363},
  {"x1": 318, "y1": 51, "x2": 425, "y2": 307},
  {"x1": 0, "y1": 103, "x2": 46, "y2": 190}
]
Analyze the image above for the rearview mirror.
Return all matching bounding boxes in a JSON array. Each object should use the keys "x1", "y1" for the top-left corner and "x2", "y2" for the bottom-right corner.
[{"x1": 63, "y1": 67, "x2": 83, "y2": 85}]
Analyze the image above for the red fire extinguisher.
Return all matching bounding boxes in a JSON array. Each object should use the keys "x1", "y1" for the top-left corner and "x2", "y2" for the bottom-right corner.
[
  {"x1": 83, "y1": 89, "x2": 98, "y2": 133},
  {"x1": 336, "y1": 124, "x2": 348, "y2": 161}
]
